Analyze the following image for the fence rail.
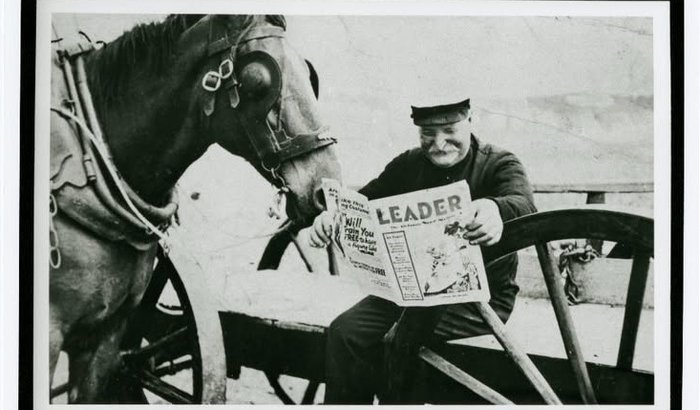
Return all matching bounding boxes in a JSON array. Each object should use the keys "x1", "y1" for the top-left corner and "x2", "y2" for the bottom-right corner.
[{"x1": 532, "y1": 183, "x2": 653, "y2": 195}]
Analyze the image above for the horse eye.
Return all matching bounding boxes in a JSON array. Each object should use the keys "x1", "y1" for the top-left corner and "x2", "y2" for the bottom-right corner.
[{"x1": 238, "y1": 62, "x2": 272, "y2": 98}]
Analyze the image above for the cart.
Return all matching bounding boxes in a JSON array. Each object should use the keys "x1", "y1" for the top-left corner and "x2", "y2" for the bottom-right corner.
[
  {"x1": 93, "y1": 179, "x2": 656, "y2": 404},
  {"x1": 49, "y1": 184, "x2": 655, "y2": 404}
]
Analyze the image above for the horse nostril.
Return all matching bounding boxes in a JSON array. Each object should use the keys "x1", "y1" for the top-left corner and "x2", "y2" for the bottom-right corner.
[{"x1": 313, "y1": 186, "x2": 326, "y2": 211}]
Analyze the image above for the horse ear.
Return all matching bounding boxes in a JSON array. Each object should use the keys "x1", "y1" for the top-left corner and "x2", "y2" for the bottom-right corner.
[
  {"x1": 265, "y1": 15, "x2": 287, "y2": 30},
  {"x1": 305, "y1": 60, "x2": 319, "y2": 99},
  {"x1": 182, "y1": 14, "x2": 206, "y2": 27}
]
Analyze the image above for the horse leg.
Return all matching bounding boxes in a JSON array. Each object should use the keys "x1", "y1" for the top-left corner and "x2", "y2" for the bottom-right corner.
[
  {"x1": 49, "y1": 309, "x2": 65, "y2": 392},
  {"x1": 52, "y1": 213, "x2": 158, "y2": 403},
  {"x1": 67, "y1": 316, "x2": 129, "y2": 403}
]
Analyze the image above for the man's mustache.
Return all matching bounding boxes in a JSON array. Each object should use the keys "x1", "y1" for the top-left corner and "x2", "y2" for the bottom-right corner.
[
  {"x1": 428, "y1": 140, "x2": 462, "y2": 151},
  {"x1": 429, "y1": 149, "x2": 458, "y2": 155},
  {"x1": 428, "y1": 144, "x2": 461, "y2": 154}
]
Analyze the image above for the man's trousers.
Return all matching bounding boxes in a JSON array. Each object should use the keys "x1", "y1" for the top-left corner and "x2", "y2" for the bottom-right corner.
[{"x1": 324, "y1": 292, "x2": 516, "y2": 404}]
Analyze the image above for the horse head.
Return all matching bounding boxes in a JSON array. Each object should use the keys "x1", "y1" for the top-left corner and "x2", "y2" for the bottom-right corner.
[
  {"x1": 87, "y1": 14, "x2": 341, "y2": 225},
  {"x1": 200, "y1": 15, "x2": 342, "y2": 224}
]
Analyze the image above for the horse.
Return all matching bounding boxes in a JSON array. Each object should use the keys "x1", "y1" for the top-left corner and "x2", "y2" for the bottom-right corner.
[{"x1": 49, "y1": 14, "x2": 341, "y2": 403}]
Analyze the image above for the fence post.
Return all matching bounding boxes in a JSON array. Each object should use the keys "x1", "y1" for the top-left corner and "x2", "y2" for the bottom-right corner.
[{"x1": 585, "y1": 191, "x2": 605, "y2": 253}]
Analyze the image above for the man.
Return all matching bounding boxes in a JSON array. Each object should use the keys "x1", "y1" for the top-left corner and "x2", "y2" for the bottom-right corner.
[{"x1": 308, "y1": 98, "x2": 537, "y2": 403}]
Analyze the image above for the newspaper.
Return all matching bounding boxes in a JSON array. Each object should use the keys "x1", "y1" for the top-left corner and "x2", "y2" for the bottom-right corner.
[{"x1": 322, "y1": 179, "x2": 490, "y2": 307}]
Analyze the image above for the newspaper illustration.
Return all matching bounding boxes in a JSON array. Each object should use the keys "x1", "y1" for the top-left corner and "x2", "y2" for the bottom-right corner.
[{"x1": 322, "y1": 179, "x2": 490, "y2": 307}]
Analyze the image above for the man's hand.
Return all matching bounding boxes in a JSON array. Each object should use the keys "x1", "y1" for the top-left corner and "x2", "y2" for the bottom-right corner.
[
  {"x1": 463, "y1": 199, "x2": 503, "y2": 247},
  {"x1": 308, "y1": 210, "x2": 336, "y2": 248}
]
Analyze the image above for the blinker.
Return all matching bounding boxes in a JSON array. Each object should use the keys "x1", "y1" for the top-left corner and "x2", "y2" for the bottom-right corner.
[
  {"x1": 234, "y1": 51, "x2": 283, "y2": 118},
  {"x1": 239, "y1": 61, "x2": 275, "y2": 100}
]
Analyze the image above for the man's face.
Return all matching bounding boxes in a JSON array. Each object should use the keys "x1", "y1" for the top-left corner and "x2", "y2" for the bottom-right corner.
[{"x1": 419, "y1": 118, "x2": 472, "y2": 168}]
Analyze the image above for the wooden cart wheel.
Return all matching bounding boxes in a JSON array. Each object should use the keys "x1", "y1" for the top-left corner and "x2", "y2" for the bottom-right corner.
[
  {"x1": 490, "y1": 206, "x2": 652, "y2": 404},
  {"x1": 385, "y1": 206, "x2": 654, "y2": 404},
  {"x1": 118, "y1": 246, "x2": 227, "y2": 404}
]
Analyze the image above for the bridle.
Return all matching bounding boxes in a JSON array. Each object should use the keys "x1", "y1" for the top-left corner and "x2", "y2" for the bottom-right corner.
[{"x1": 200, "y1": 18, "x2": 337, "y2": 188}]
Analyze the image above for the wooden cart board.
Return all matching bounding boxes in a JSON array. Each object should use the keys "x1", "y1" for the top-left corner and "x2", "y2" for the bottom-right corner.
[
  {"x1": 217, "y1": 268, "x2": 654, "y2": 371},
  {"x1": 218, "y1": 269, "x2": 365, "y2": 329}
]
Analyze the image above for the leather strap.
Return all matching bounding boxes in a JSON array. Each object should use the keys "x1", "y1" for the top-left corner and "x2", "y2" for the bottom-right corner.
[{"x1": 207, "y1": 25, "x2": 285, "y2": 56}]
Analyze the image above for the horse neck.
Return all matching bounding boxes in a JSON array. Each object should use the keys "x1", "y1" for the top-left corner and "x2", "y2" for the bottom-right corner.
[{"x1": 85, "y1": 56, "x2": 211, "y2": 205}]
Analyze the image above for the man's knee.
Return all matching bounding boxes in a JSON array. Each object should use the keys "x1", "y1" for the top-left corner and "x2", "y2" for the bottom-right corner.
[{"x1": 327, "y1": 310, "x2": 357, "y2": 350}]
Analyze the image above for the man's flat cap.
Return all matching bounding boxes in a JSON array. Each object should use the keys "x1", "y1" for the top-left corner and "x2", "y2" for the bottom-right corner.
[{"x1": 410, "y1": 98, "x2": 471, "y2": 126}]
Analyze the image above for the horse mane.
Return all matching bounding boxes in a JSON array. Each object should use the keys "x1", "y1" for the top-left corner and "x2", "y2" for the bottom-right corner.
[{"x1": 89, "y1": 14, "x2": 286, "y2": 104}]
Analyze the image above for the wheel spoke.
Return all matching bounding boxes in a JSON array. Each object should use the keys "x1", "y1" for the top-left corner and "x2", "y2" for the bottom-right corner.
[
  {"x1": 535, "y1": 243, "x2": 597, "y2": 404},
  {"x1": 153, "y1": 358, "x2": 194, "y2": 377},
  {"x1": 475, "y1": 302, "x2": 562, "y2": 405},
  {"x1": 143, "y1": 257, "x2": 172, "y2": 305},
  {"x1": 419, "y1": 347, "x2": 513, "y2": 404},
  {"x1": 122, "y1": 326, "x2": 189, "y2": 365},
  {"x1": 265, "y1": 371, "x2": 296, "y2": 404},
  {"x1": 136, "y1": 369, "x2": 195, "y2": 404},
  {"x1": 617, "y1": 251, "x2": 651, "y2": 369},
  {"x1": 301, "y1": 380, "x2": 320, "y2": 404},
  {"x1": 50, "y1": 382, "x2": 71, "y2": 399}
]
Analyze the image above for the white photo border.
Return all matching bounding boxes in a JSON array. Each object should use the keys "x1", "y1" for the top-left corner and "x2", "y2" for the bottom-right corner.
[{"x1": 30, "y1": 1, "x2": 676, "y2": 409}]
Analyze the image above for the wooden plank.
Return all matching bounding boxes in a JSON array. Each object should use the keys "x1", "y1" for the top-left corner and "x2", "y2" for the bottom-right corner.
[
  {"x1": 220, "y1": 311, "x2": 328, "y2": 381},
  {"x1": 419, "y1": 347, "x2": 514, "y2": 404},
  {"x1": 475, "y1": 302, "x2": 562, "y2": 404},
  {"x1": 617, "y1": 252, "x2": 652, "y2": 370},
  {"x1": 218, "y1": 270, "x2": 364, "y2": 328},
  {"x1": 532, "y1": 182, "x2": 653, "y2": 194},
  {"x1": 535, "y1": 243, "x2": 597, "y2": 404}
]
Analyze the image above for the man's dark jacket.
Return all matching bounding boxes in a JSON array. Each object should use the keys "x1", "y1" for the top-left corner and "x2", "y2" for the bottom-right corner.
[{"x1": 358, "y1": 134, "x2": 537, "y2": 337}]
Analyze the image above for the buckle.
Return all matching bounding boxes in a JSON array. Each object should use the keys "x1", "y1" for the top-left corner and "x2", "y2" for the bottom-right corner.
[
  {"x1": 219, "y1": 59, "x2": 233, "y2": 79},
  {"x1": 202, "y1": 71, "x2": 222, "y2": 92}
]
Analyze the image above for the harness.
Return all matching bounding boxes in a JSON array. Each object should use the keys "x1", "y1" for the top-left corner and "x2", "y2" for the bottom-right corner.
[
  {"x1": 50, "y1": 18, "x2": 337, "y2": 265},
  {"x1": 52, "y1": 40, "x2": 180, "y2": 256}
]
